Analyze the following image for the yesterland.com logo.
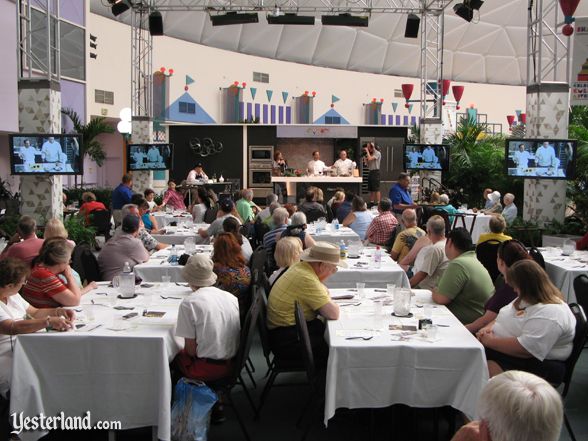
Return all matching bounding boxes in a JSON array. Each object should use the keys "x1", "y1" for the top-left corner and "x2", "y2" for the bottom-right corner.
[{"x1": 10, "y1": 411, "x2": 122, "y2": 434}]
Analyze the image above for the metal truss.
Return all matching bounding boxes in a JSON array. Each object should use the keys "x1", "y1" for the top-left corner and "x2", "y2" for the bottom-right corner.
[
  {"x1": 131, "y1": 2, "x2": 153, "y2": 118},
  {"x1": 16, "y1": 0, "x2": 61, "y2": 81},
  {"x1": 420, "y1": 4, "x2": 443, "y2": 123},
  {"x1": 527, "y1": 0, "x2": 570, "y2": 85}
]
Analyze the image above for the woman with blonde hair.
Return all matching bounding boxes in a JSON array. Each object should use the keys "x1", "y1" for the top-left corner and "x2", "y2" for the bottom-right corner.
[
  {"x1": 43, "y1": 218, "x2": 76, "y2": 247},
  {"x1": 477, "y1": 260, "x2": 576, "y2": 383},
  {"x1": 269, "y1": 237, "x2": 303, "y2": 287}
]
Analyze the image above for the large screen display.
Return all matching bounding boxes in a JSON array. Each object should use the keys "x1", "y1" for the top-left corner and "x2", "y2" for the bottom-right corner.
[
  {"x1": 506, "y1": 139, "x2": 576, "y2": 179},
  {"x1": 404, "y1": 143, "x2": 450, "y2": 171},
  {"x1": 127, "y1": 144, "x2": 173, "y2": 171},
  {"x1": 9, "y1": 134, "x2": 83, "y2": 175}
]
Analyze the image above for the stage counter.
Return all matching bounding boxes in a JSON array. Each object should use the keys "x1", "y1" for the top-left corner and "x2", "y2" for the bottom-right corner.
[{"x1": 272, "y1": 176, "x2": 364, "y2": 203}]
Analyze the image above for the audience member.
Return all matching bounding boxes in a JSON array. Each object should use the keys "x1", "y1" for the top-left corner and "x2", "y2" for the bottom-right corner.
[
  {"x1": 223, "y1": 217, "x2": 253, "y2": 262},
  {"x1": 78, "y1": 192, "x2": 107, "y2": 225},
  {"x1": 482, "y1": 188, "x2": 493, "y2": 210},
  {"x1": 262, "y1": 202, "x2": 281, "y2": 228},
  {"x1": 336, "y1": 192, "x2": 354, "y2": 223},
  {"x1": 0, "y1": 258, "x2": 75, "y2": 398},
  {"x1": 267, "y1": 242, "x2": 344, "y2": 365},
  {"x1": 477, "y1": 215, "x2": 512, "y2": 245},
  {"x1": 342, "y1": 196, "x2": 372, "y2": 241},
  {"x1": 436, "y1": 194, "x2": 459, "y2": 225},
  {"x1": 433, "y1": 228, "x2": 494, "y2": 324},
  {"x1": 43, "y1": 218, "x2": 75, "y2": 248},
  {"x1": 483, "y1": 191, "x2": 503, "y2": 214},
  {"x1": 280, "y1": 212, "x2": 315, "y2": 249},
  {"x1": 283, "y1": 203, "x2": 297, "y2": 218},
  {"x1": 451, "y1": 371, "x2": 563, "y2": 441},
  {"x1": 199, "y1": 199, "x2": 241, "y2": 240},
  {"x1": 118, "y1": 204, "x2": 168, "y2": 252},
  {"x1": 22, "y1": 238, "x2": 93, "y2": 307},
  {"x1": 111, "y1": 173, "x2": 134, "y2": 225},
  {"x1": 192, "y1": 186, "x2": 212, "y2": 223},
  {"x1": 256, "y1": 193, "x2": 278, "y2": 223},
  {"x1": 408, "y1": 215, "x2": 448, "y2": 289},
  {"x1": 330, "y1": 190, "x2": 345, "y2": 217},
  {"x1": 501, "y1": 193, "x2": 518, "y2": 224},
  {"x1": 136, "y1": 198, "x2": 161, "y2": 233},
  {"x1": 390, "y1": 209, "x2": 425, "y2": 262},
  {"x1": 98, "y1": 215, "x2": 149, "y2": 281},
  {"x1": 236, "y1": 189, "x2": 257, "y2": 224},
  {"x1": 466, "y1": 240, "x2": 531, "y2": 333},
  {"x1": 365, "y1": 198, "x2": 398, "y2": 246},
  {"x1": 161, "y1": 180, "x2": 187, "y2": 211},
  {"x1": 144, "y1": 188, "x2": 158, "y2": 212},
  {"x1": 389, "y1": 173, "x2": 418, "y2": 214},
  {"x1": 299, "y1": 187, "x2": 327, "y2": 221},
  {"x1": 263, "y1": 207, "x2": 289, "y2": 250},
  {"x1": 577, "y1": 230, "x2": 588, "y2": 250},
  {"x1": 477, "y1": 260, "x2": 575, "y2": 383},
  {"x1": 212, "y1": 233, "x2": 252, "y2": 313},
  {"x1": 269, "y1": 237, "x2": 303, "y2": 287},
  {"x1": 0, "y1": 216, "x2": 44, "y2": 266}
]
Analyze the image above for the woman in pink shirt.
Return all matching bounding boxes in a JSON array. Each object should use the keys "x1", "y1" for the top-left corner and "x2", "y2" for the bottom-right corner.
[{"x1": 161, "y1": 180, "x2": 186, "y2": 211}]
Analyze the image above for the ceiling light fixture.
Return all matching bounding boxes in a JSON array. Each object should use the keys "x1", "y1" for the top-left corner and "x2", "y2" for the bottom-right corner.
[
  {"x1": 321, "y1": 13, "x2": 369, "y2": 27},
  {"x1": 210, "y1": 12, "x2": 259, "y2": 26},
  {"x1": 267, "y1": 13, "x2": 315, "y2": 25},
  {"x1": 149, "y1": 10, "x2": 164, "y2": 35},
  {"x1": 111, "y1": 0, "x2": 132, "y2": 17},
  {"x1": 453, "y1": 0, "x2": 483, "y2": 22}
]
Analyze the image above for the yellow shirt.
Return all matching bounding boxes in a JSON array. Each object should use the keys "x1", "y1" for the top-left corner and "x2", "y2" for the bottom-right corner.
[
  {"x1": 267, "y1": 261, "x2": 330, "y2": 329},
  {"x1": 477, "y1": 232, "x2": 512, "y2": 245}
]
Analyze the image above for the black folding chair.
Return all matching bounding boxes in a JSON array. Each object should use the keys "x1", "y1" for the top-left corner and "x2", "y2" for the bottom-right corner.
[
  {"x1": 528, "y1": 246, "x2": 546, "y2": 269},
  {"x1": 203, "y1": 207, "x2": 218, "y2": 224},
  {"x1": 71, "y1": 243, "x2": 102, "y2": 284},
  {"x1": 89, "y1": 210, "x2": 112, "y2": 242},
  {"x1": 476, "y1": 239, "x2": 502, "y2": 283},
  {"x1": 573, "y1": 275, "x2": 588, "y2": 321},
  {"x1": 250, "y1": 246, "x2": 268, "y2": 280}
]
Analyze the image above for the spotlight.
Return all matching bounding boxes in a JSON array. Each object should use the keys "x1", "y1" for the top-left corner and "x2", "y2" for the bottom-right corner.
[
  {"x1": 89, "y1": 34, "x2": 97, "y2": 42},
  {"x1": 149, "y1": 10, "x2": 164, "y2": 35},
  {"x1": 321, "y1": 13, "x2": 369, "y2": 27},
  {"x1": 111, "y1": 0, "x2": 131, "y2": 17},
  {"x1": 404, "y1": 13, "x2": 420, "y2": 38},
  {"x1": 453, "y1": 0, "x2": 483, "y2": 22},
  {"x1": 90, "y1": 53, "x2": 98, "y2": 59},
  {"x1": 267, "y1": 13, "x2": 315, "y2": 25},
  {"x1": 210, "y1": 12, "x2": 259, "y2": 26},
  {"x1": 90, "y1": 42, "x2": 98, "y2": 49}
]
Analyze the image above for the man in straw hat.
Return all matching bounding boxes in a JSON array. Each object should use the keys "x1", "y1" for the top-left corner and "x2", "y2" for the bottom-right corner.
[{"x1": 267, "y1": 241, "x2": 346, "y2": 365}]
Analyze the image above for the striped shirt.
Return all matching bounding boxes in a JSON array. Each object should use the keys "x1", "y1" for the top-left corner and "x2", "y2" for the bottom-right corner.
[
  {"x1": 21, "y1": 266, "x2": 68, "y2": 308},
  {"x1": 263, "y1": 224, "x2": 288, "y2": 250}
]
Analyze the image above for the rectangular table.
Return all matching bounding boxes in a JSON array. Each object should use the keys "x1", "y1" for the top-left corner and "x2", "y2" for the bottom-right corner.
[
  {"x1": 541, "y1": 248, "x2": 588, "y2": 303},
  {"x1": 325, "y1": 289, "x2": 488, "y2": 425},
  {"x1": 134, "y1": 245, "x2": 213, "y2": 282},
  {"x1": 151, "y1": 211, "x2": 193, "y2": 228},
  {"x1": 307, "y1": 224, "x2": 361, "y2": 244},
  {"x1": 10, "y1": 283, "x2": 191, "y2": 441},
  {"x1": 463, "y1": 213, "x2": 491, "y2": 244},
  {"x1": 152, "y1": 224, "x2": 209, "y2": 246}
]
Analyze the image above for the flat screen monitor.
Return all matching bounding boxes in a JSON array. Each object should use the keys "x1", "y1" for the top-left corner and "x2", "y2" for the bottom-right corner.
[
  {"x1": 128, "y1": 143, "x2": 173, "y2": 171},
  {"x1": 404, "y1": 143, "x2": 449, "y2": 171},
  {"x1": 9, "y1": 134, "x2": 83, "y2": 175},
  {"x1": 506, "y1": 139, "x2": 576, "y2": 179}
]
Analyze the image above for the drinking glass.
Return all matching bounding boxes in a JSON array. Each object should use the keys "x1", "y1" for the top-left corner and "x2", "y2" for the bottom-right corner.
[
  {"x1": 373, "y1": 301, "x2": 384, "y2": 329},
  {"x1": 162, "y1": 275, "x2": 172, "y2": 284},
  {"x1": 423, "y1": 304, "x2": 433, "y2": 320},
  {"x1": 83, "y1": 305, "x2": 96, "y2": 322},
  {"x1": 356, "y1": 282, "x2": 365, "y2": 300},
  {"x1": 424, "y1": 324, "x2": 438, "y2": 340},
  {"x1": 387, "y1": 283, "x2": 396, "y2": 297}
]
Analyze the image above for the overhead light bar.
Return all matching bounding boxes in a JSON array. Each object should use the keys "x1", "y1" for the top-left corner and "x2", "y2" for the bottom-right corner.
[
  {"x1": 404, "y1": 13, "x2": 420, "y2": 38},
  {"x1": 453, "y1": 0, "x2": 483, "y2": 22},
  {"x1": 111, "y1": 0, "x2": 132, "y2": 17},
  {"x1": 321, "y1": 13, "x2": 368, "y2": 27},
  {"x1": 267, "y1": 13, "x2": 315, "y2": 25},
  {"x1": 149, "y1": 10, "x2": 164, "y2": 35},
  {"x1": 210, "y1": 12, "x2": 259, "y2": 26}
]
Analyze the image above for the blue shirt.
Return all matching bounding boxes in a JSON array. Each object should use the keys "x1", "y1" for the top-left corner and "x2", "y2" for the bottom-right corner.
[
  {"x1": 389, "y1": 183, "x2": 413, "y2": 213},
  {"x1": 112, "y1": 184, "x2": 133, "y2": 210},
  {"x1": 349, "y1": 211, "x2": 372, "y2": 241},
  {"x1": 142, "y1": 213, "x2": 154, "y2": 231},
  {"x1": 336, "y1": 201, "x2": 353, "y2": 223}
]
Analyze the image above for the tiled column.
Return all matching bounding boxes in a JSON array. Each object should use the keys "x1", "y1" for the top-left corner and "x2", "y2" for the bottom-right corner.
[
  {"x1": 18, "y1": 79, "x2": 63, "y2": 224},
  {"x1": 524, "y1": 83, "x2": 569, "y2": 224},
  {"x1": 131, "y1": 116, "x2": 154, "y2": 194}
]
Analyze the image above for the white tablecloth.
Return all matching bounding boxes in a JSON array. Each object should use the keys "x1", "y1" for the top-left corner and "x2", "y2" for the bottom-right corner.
[
  {"x1": 325, "y1": 289, "x2": 488, "y2": 425},
  {"x1": 307, "y1": 224, "x2": 361, "y2": 244},
  {"x1": 134, "y1": 245, "x2": 213, "y2": 282},
  {"x1": 152, "y1": 211, "x2": 193, "y2": 228},
  {"x1": 541, "y1": 248, "x2": 588, "y2": 303},
  {"x1": 152, "y1": 224, "x2": 209, "y2": 246},
  {"x1": 462, "y1": 213, "x2": 491, "y2": 243},
  {"x1": 10, "y1": 284, "x2": 190, "y2": 441},
  {"x1": 325, "y1": 251, "x2": 410, "y2": 289}
]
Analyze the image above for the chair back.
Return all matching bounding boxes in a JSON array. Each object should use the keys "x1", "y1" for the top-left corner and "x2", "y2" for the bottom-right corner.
[
  {"x1": 476, "y1": 239, "x2": 501, "y2": 283},
  {"x1": 254, "y1": 221, "x2": 270, "y2": 249},
  {"x1": 203, "y1": 207, "x2": 218, "y2": 224},
  {"x1": 383, "y1": 226, "x2": 399, "y2": 253},
  {"x1": 294, "y1": 301, "x2": 316, "y2": 382},
  {"x1": 253, "y1": 282, "x2": 273, "y2": 365},
  {"x1": 231, "y1": 290, "x2": 262, "y2": 384},
  {"x1": 573, "y1": 275, "x2": 588, "y2": 317},
  {"x1": 302, "y1": 207, "x2": 326, "y2": 224},
  {"x1": 250, "y1": 246, "x2": 268, "y2": 279},
  {"x1": 561, "y1": 303, "x2": 588, "y2": 398},
  {"x1": 528, "y1": 246, "x2": 546, "y2": 269},
  {"x1": 89, "y1": 210, "x2": 112, "y2": 240},
  {"x1": 72, "y1": 243, "x2": 102, "y2": 283}
]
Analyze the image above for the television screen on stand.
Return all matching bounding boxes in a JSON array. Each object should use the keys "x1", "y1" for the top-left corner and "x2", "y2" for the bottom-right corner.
[{"x1": 9, "y1": 134, "x2": 83, "y2": 175}]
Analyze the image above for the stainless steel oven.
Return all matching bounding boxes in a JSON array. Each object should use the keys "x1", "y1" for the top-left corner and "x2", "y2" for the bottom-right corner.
[
  {"x1": 249, "y1": 145, "x2": 274, "y2": 164},
  {"x1": 249, "y1": 163, "x2": 273, "y2": 188}
]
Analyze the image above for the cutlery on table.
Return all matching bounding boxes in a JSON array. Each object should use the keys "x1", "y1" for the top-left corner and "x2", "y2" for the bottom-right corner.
[
  {"x1": 339, "y1": 302, "x2": 362, "y2": 307},
  {"x1": 160, "y1": 295, "x2": 182, "y2": 300},
  {"x1": 345, "y1": 336, "x2": 373, "y2": 341}
]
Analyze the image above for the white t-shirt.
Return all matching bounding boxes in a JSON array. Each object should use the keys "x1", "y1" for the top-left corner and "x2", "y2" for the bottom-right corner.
[
  {"x1": 333, "y1": 158, "x2": 354, "y2": 176},
  {"x1": 20, "y1": 146, "x2": 37, "y2": 164},
  {"x1": 514, "y1": 150, "x2": 531, "y2": 168},
  {"x1": 413, "y1": 239, "x2": 448, "y2": 290},
  {"x1": 0, "y1": 294, "x2": 31, "y2": 397},
  {"x1": 535, "y1": 145, "x2": 556, "y2": 167},
  {"x1": 192, "y1": 203, "x2": 207, "y2": 223},
  {"x1": 41, "y1": 141, "x2": 63, "y2": 162},
  {"x1": 147, "y1": 200, "x2": 157, "y2": 211},
  {"x1": 493, "y1": 300, "x2": 576, "y2": 361},
  {"x1": 307, "y1": 159, "x2": 326, "y2": 176},
  {"x1": 175, "y1": 287, "x2": 240, "y2": 360},
  {"x1": 241, "y1": 236, "x2": 253, "y2": 263}
]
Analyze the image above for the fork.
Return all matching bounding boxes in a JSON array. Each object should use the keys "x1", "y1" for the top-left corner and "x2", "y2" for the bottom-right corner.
[
  {"x1": 160, "y1": 295, "x2": 181, "y2": 300},
  {"x1": 345, "y1": 336, "x2": 373, "y2": 341}
]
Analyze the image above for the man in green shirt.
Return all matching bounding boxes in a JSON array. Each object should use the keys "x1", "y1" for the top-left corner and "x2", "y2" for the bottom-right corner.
[
  {"x1": 433, "y1": 228, "x2": 494, "y2": 324},
  {"x1": 236, "y1": 188, "x2": 256, "y2": 224}
]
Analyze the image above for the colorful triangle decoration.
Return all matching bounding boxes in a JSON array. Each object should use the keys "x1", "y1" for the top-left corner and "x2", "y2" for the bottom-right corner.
[
  {"x1": 331, "y1": 95, "x2": 340, "y2": 103},
  {"x1": 266, "y1": 90, "x2": 273, "y2": 102},
  {"x1": 185, "y1": 75, "x2": 195, "y2": 85},
  {"x1": 392, "y1": 102, "x2": 398, "y2": 112},
  {"x1": 408, "y1": 104, "x2": 414, "y2": 114},
  {"x1": 282, "y1": 91, "x2": 289, "y2": 104},
  {"x1": 250, "y1": 87, "x2": 257, "y2": 100}
]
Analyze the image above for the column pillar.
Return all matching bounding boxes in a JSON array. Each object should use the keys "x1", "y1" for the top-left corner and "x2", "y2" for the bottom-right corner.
[
  {"x1": 131, "y1": 116, "x2": 154, "y2": 194},
  {"x1": 419, "y1": 119, "x2": 443, "y2": 190},
  {"x1": 524, "y1": 83, "x2": 569, "y2": 225},
  {"x1": 18, "y1": 79, "x2": 63, "y2": 224}
]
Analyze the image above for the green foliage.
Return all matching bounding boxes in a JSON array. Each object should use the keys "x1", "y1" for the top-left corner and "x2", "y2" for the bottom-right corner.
[
  {"x1": 543, "y1": 217, "x2": 585, "y2": 236},
  {"x1": 506, "y1": 217, "x2": 543, "y2": 247},
  {"x1": 61, "y1": 108, "x2": 114, "y2": 167},
  {"x1": 63, "y1": 216, "x2": 96, "y2": 247},
  {"x1": 567, "y1": 119, "x2": 588, "y2": 228},
  {"x1": 0, "y1": 214, "x2": 20, "y2": 238},
  {"x1": 443, "y1": 119, "x2": 523, "y2": 210},
  {"x1": 64, "y1": 187, "x2": 112, "y2": 208}
]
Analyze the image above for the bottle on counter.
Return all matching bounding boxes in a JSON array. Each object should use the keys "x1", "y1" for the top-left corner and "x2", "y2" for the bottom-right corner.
[
  {"x1": 339, "y1": 240, "x2": 348, "y2": 259},
  {"x1": 169, "y1": 244, "x2": 178, "y2": 266},
  {"x1": 373, "y1": 246, "x2": 382, "y2": 269},
  {"x1": 219, "y1": 174, "x2": 225, "y2": 183},
  {"x1": 332, "y1": 217, "x2": 339, "y2": 230},
  {"x1": 212, "y1": 173, "x2": 217, "y2": 183}
]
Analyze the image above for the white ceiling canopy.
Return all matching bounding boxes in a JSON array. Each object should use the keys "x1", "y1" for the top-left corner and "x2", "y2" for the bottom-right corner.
[{"x1": 90, "y1": 0, "x2": 584, "y2": 86}]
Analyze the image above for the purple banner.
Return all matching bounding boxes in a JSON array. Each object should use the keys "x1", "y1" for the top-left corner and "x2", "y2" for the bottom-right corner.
[
  {"x1": 271, "y1": 105, "x2": 276, "y2": 124},
  {"x1": 278, "y1": 107, "x2": 284, "y2": 124},
  {"x1": 403, "y1": 115, "x2": 408, "y2": 125},
  {"x1": 255, "y1": 103, "x2": 260, "y2": 120},
  {"x1": 247, "y1": 102, "x2": 253, "y2": 120},
  {"x1": 239, "y1": 102, "x2": 245, "y2": 121},
  {"x1": 388, "y1": 115, "x2": 393, "y2": 125},
  {"x1": 380, "y1": 115, "x2": 385, "y2": 125},
  {"x1": 396, "y1": 115, "x2": 401, "y2": 125},
  {"x1": 286, "y1": 107, "x2": 292, "y2": 124},
  {"x1": 411, "y1": 116, "x2": 417, "y2": 126},
  {"x1": 263, "y1": 105, "x2": 268, "y2": 124}
]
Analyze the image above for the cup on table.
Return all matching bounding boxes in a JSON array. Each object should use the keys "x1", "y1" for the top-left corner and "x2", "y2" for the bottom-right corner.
[
  {"x1": 562, "y1": 239, "x2": 576, "y2": 256},
  {"x1": 162, "y1": 275, "x2": 172, "y2": 284},
  {"x1": 423, "y1": 323, "x2": 438, "y2": 340},
  {"x1": 373, "y1": 301, "x2": 384, "y2": 329},
  {"x1": 83, "y1": 305, "x2": 96, "y2": 322},
  {"x1": 423, "y1": 304, "x2": 433, "y2": 320},
  {"x1": 356, "y1": 282, "x2": 365, "y2": 299},
  {"x1": 387, "y1": 283, "x2": 396, "y2": 297}
]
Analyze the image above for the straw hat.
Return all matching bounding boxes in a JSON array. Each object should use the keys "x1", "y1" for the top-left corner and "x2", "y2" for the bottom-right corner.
[
  {"x1": 182, "y1": 254, "x2": 218, "y2": 287},
  {"x1": 300, "y1": 242, "x2": 348, "y2": 268}
]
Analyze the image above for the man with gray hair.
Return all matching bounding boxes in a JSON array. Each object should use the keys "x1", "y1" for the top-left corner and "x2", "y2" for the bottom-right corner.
[
  {"x1": 501, "y1": 193, "x2": 517, "y2": 225},
  {"x1": 263, "y1": 207, "x2": 289, "y2": 250},
  {"x1": 451, "y1": 370, "x2": 563, "y2": 441},
  {"x1": 256, "y1": 193, "x2": 279, "y2": 223},
  {"x1": 236, "y1": 188, "x2": 257, "y2": 224},
  {"x1": 408, "y1": 215, "x2": 448, "y2": 289},
  {"x1": 390, "y1": 209, "x2": 425, "y2": 262},
  {"x1": 117, "y1": 203, "x2": 169, "y2": 252}
]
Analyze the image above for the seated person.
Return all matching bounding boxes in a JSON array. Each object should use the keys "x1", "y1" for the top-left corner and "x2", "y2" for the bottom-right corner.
[
  {"x1": 236, "y1": 189, "x2": 258, "y2": 224},
  {"x1": 298, "y1": 187, "x2": 327, "y2": 221},
  {"x1": 435, "y1": 194, "x2": 459, "y2": 225},
  {"x1": 342, "y1": 196, "x2": 372, "y2": 241},
  {"x1": 78, "y1": 192, "x2": 107, "y2": 225},
  {"x1": 262, "y1": 202, "x2": 281, "y2": 228},
  {"x1": 144, "y1": 188, "x2": 159, "y2": 212},
  {"x1": 433, "y1": 228, "x2": 494, "y2": 324},
  {"x1": 466, "y1": 240, "x2": 531, "y2": 333},
  {"x1": 98, "y1": 215, "x2": 150, "y2": 281},
  {"x1": 409, "y1": 215, "x2": 448, "y2": 290},
  {"x1": 483, "y1": 191, "x2": 503, "y2": 214},
  {"x1": 329, "y1": 191, "x2": 345, "y2": 217},
  {"x1": 365, "y1": 198, "x2": 398, "y2": 246},
  {"x1": 477, "y1": 215, "x2": 512, "y2": 245},
  {"x1": 136, "y1": 197, "x2": 161, "y2": 234},
  {"x1": 255, "y1": 193, "x2": 278, "y2": 223},
  {"x1": 451, "y1": 370, "x2": 563, "y2": 441},
  {"x1": 199, "y1": 199, "x2": 241, "y2": 240},
  {"x1": 269, "y1": 237, "x2": 303, "y2": 287},
  {"x1": 577, "y1": 230, "x2": 588, "y2": 251},
  {"x1": 262, "y1": 208, "x2": 289, "y2": 250},
  {"x1": 192, "y1": 186, "x2": 213, "y2": 224},
  {"x1": 212, "y1": 233, "x2": 252, "y2": 314},
  {"x1": 501, "y1": 193, "x2": 518, "y2": 225},
  {"x1": 117, "y1": 204, "x2": 169, "y2": 252},
  {"x1": 390, "y1": 209, "x2": 425, "y2": 262},
  {"x1": 174, "y1": 254, "x2": 240, "y2": 383},
  {"x1": 0, "y1": 216, "x2": 44, "y2": 266},
  {"x1": 223, "y1": 217, "x2": 253, "y2": 263},
  {"x1": 43, "y1": 218, "x2": 76, "y2": 248},
  {"x1": 477, "y1": 260, "x2": 576, "y2": 384},
  {"x1": 336, "y1": 192, "x2": 354, "y2": 223},
  {"x1": 161, "y1": 180, "x2": 187, "y2": 211},
  {"x1": 280, "y1": 212, "x2": 315, "y2": 250},
  {"x1": 267, "y1": 242, "x2": 344, "y2": 365},
  {"x1": 22, "y1": 238, "x2": 94, "y2": 307},
  {"x1": 0, "y1": 258, "x2": 75, "y2": 398}
]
